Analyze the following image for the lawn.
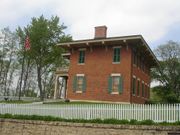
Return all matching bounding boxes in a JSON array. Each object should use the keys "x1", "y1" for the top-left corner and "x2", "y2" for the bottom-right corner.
[
  {"x1": 0, "y1": 100, "x2": 34, "y2": 104},
  {"x1": 43, "y1": 100, "x2": 113, "y2": 105}
]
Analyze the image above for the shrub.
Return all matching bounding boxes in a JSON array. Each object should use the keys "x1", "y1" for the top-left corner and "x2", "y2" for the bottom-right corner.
[
  {"x1": 0, "y1": 113, "x2": 180, "y2": 126},
  {"x1": 139, "y1": 119, "x2": 155, "y2": 125},
  {"x1": 130, "y1": 119, "x2": 138, "y2": 125}
]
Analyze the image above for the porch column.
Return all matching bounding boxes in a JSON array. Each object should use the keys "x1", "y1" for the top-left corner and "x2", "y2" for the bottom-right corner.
[
  {"x1": 54, "y1": 75, "x2": 59, "y2": 99},
  {"x1": 64, "y1": 77, "x2": 68, "y2": 99}
]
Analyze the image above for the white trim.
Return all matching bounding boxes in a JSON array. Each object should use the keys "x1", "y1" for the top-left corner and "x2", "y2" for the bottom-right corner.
[
  {"x1": 78, "y1": 48, "x2": 86, "y2": 51},
  {"x1": 112, "y1": 62, "x2": 120, "y2": 64},
  {"x1": 111, "y1": 92, "x2": 119, "y2": 95},
  {"x1": 137, "y1": 78, "x2": 140, "y2": 81},
  {"x1": 76, "y1": 74, "x2": 85, "y2": 77},
  {"x1": 76, "y1": 91, "x2": 83, "y2": 93},
  {"x1": 62, "y1": 53, "x2": 71, "y2": 56},
  {"x1": 57, "y1": 35, "x2": 141, "y2": 46},
  {"x1": 78, "y1": 63, "x2": 85, "y2": 65},
  {"x1": 133, "y1": 75, "x2": 136, "y2": 78},
  {"x1": 111, "y1": 73, "x2": 121, "y2": 76},
  {"x1": 113, "y1": 46, "x2": 122, "y2": 48}
]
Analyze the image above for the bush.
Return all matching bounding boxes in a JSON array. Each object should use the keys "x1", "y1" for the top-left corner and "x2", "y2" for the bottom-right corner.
[
  {"x1": 130, "y1": 119, "x2": 138, "y2": 125},
  {"x1": 103, "y1": 119, "x2": 129, "y2": 124},
  {"x1": 0, "y1": 113, "x2": 180, "y2": 126},
  {"x1": 139, "y1": 119, "x2": 155, "y2": 125}
]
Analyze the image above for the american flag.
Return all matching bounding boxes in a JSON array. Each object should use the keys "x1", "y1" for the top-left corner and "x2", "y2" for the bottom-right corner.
[{"x1": 24, "y1": 36, "x2": 30, "y2": 51}]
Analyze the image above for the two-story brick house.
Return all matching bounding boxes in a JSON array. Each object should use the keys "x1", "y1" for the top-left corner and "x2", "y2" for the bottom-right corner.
[{"x1": 54, "y1": 26, "x2": 158, "y2": 104}]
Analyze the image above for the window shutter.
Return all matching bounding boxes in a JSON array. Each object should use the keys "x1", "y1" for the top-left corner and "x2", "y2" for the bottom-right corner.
[
  {"x1": 118, "y1": 76, "x2": 123, "y2": 93},
  {"x1": 108, "y1": 76, "x2": 112, "y2": 93},
  {"x1": 73, "y1": 76, "x2": 77, "y2": 92},
  {"x1": 118, "y1": 48, "x2": 121, "y2": 62},
  {"x1": 82, "y1": 76, "x2": 86, "y2": 92}
]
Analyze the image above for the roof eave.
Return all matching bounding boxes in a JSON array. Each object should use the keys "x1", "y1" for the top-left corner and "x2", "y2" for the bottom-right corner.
[{"x1": 57, "y1": 35, "x2": 159, "y2": 67}]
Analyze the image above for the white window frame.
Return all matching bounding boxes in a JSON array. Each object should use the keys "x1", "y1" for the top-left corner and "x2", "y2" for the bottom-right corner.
[
  {"x1": 75, "y1": 74, "x2": 85, "y2": 93},
  {"x1": 112, "y1": 46, "x2": 121, "y2": 64},
  {"x1": 110, "y1": 73, "x2": 121, "y2": 94}
]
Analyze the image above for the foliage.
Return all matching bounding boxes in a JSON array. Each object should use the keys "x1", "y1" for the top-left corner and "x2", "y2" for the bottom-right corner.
[
  {"x1": 151, "y1": 41, "x2": 180, "y2": 103},
  {"x1": 0, "y1": 100, "x2": 33, "y2": 104},
  {"x1": 0, "y1": 113, "x2": 180, "y2": 126},
  {"x1": 139, "y1": 119, "x2": 155, "y2": 125},
  {"x1": 0, "y1": 27, "x2": 19, "y2": 96},
  {"x1": 17, "y1": 15, "x2": 72, "y2": 100}
]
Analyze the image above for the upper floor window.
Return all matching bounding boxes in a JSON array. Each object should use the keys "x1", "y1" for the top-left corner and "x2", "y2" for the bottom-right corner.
[
  {"x1": 133, "y1": 51, "x2": 137, "y2": 65},
  {"x1": 113, "y1": 47, "x2": 121, "y2": 63},
  {"x1": 137, "y1": 79, "x2": 140, "y2": 96},
  {"x1": 79, "y1": 50, "x2": 85, "y2": 64},
  {"x1": 142, "y1": 81, "x2": 145, "y2": 97}
]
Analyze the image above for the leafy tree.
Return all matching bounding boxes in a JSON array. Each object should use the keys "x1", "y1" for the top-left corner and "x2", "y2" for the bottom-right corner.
[
  {"x1": 0, "y1": 28, "x2": 18, "y2": 96},
  {"x1": 17, "y1": 15, "x2": 72, "y2": 100},
  {"x1": 151, "y1": 41, "x2": 180, "y2": 103}
]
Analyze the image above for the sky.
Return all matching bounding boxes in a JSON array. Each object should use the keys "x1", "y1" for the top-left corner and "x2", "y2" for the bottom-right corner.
[{"x1": 0, "y1": 0, "x2": 180, "y2": 49}]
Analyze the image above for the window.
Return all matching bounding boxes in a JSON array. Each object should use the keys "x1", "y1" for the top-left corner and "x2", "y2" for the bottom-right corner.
[
  {"x1": 144, "y1": 84, "x2": 148, "y2": 98},
  {"x1": 137, "y1": 79, "x2": 140, "y2": 96},
  {"x1": 112, "y1": 76, "x2": 120, "y2": 92},
  {"x1": 79, "y1": 50, "x2": 85, "y2": 64},
  {"x1": 73, "y1": 74, "x2": 86, "y2": 92},
  {"x1": 108, "y1": 74, "x2": 123, "y2": 94},
  {"x1": 147, "y1": 86, "x2": 150, "y2": 99},
  {"x1": 142, "y1": 82, "x2": 144, "y2": 97},
  {"x1": 77, "y1": 76, "x2": 84, "y2": 91},
  {"x1": 113, "y1": 48, "x2": 120, "y2": 63},
  {"x1": 136, "y1": 55, "x2": 138, "y2": 66},
  {"x1": 133, "y1": 51, "x2": 137, "y2": 65},
  {"x1": 132, "y1": 77, "x2": 136, "y2": 95},
  {"x1": 140, "y1": 59, "x2": 143, "y2": 70}
]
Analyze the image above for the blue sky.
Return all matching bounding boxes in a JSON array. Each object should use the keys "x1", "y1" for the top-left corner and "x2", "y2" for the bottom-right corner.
[{"x1": 0, "y1": 0, "x2": 180, "y2": 49}]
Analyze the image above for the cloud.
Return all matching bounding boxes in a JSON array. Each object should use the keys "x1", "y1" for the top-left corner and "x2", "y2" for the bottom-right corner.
[{"x1": 0, "y1": 0, "x2": 180, "y2": 47}]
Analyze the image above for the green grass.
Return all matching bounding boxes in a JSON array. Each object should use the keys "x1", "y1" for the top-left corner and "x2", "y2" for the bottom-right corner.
[
  {"x1": 43, "y1": 101, "x2": 112, "y2": 105},
  {"x1": 0, "y1": 100, "x2": 33, "y2": 104},
  {"x1": 0, "y1": 113, "x2": 180, "y2": 126}
]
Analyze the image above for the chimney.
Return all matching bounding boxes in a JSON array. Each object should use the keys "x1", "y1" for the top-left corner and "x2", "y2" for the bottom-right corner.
[{"x1": 94, "y1": 26, "x2": 107, "y2": 39}]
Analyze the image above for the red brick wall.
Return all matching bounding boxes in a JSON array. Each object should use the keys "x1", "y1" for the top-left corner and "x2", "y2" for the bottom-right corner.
[
  {"x1": 131, "y1": 59, "x2": 150, "y2": 104},
  {"x1": 67, "y1": 45, "x2": 132, "y2": 103},
  {"x1": 66, "y1": 45, "x2": 151, "y2": 104}
]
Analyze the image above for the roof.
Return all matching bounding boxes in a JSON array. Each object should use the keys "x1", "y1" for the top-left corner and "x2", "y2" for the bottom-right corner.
[{"x1": 57, "y1": 35, "x2": 159, "y2": 67}]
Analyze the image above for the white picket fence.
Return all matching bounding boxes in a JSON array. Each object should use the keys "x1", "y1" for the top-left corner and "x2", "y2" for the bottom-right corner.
[{"x1": 0, "y1": 103, "x2": 180, "y2": 123}]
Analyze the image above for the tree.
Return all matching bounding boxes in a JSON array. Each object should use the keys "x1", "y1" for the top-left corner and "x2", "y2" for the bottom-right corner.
[
  {"x1": 0, "y1": 28, "x2": 18, "y2": 96},
  {"x1": 17, "y1": 15, "x2": 72, "y2": 100},
  {"x1": 151, "y1": 41, "x2": 180, "y2": 103}
]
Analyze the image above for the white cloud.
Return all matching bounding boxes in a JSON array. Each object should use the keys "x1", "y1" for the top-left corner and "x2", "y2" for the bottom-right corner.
[{"x1": 0, "y1": 0, "x2": 180, "y2": 46}]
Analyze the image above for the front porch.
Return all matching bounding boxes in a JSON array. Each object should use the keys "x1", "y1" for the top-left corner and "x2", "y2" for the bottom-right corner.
[{"x1": 53, "y1": 67, "x2": 69, "y2": 99}]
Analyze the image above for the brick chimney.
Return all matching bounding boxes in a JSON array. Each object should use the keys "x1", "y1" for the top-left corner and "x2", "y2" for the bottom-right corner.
[{"x1": 94, "y1": 26, "x2": 107, "y2": 39}]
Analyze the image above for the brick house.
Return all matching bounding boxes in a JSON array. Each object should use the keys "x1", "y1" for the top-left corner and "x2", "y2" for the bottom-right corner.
[{"x1": 54, "y1": 26, "x2": 158, "y2": 104}]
